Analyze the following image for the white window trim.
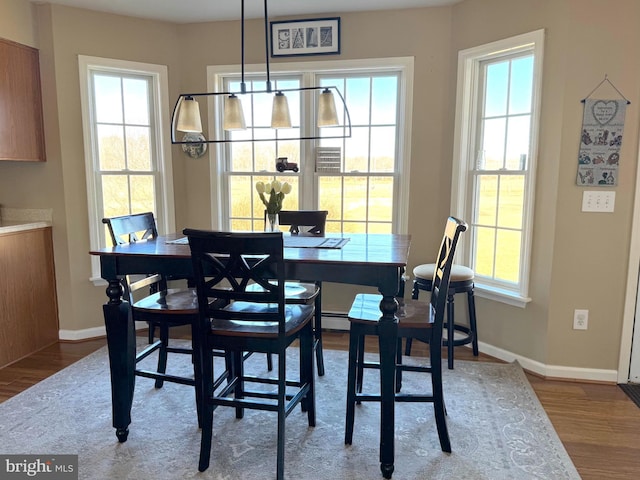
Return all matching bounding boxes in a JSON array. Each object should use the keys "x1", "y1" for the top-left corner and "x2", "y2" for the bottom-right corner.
[
  {"x1": 205, "y1": 57, "x2": 414, "y2": 234},
  {"x1": 78, "y1": 55, "x2": 175, "y2": 283},
  {"x1": 451, "y1": 30, "x2": 544, "y2": 308}
]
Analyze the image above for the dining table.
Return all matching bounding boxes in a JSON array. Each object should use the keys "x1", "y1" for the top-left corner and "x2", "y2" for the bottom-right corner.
[{"x1": 90, "y1": 231, "x2": 411, "y2": 479}]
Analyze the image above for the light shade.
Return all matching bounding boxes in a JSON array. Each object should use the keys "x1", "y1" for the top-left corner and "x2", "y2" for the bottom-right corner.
[
  {"x1": 223, "y1": 94, "x2": 246, "y2": 130},
  {"x1": 176, "y1": 97, "x2": 202, "y2": 133},
  {"x1": 317, "y1": 88, "x2": 339, "y2": 127},
  {"x1": 271, "y1": 92, "x2": 292, "y2": 129}
]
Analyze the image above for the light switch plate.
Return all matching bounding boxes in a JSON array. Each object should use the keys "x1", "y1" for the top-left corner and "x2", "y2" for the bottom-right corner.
[{"x1": 582, "y1": 191, "x2": 615, "y2": 212}]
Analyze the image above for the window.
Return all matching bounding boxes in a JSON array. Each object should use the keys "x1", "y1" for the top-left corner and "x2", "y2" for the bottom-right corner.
[
  {"x1": 79, "y1": 56, "x2": 174, "y2": 281},
  {"x1": 208, "y1": 58, "x2": 413, "y2": 234},
  {"x1": 451, "y1": 30, "x2": 544, "y2": 307}
]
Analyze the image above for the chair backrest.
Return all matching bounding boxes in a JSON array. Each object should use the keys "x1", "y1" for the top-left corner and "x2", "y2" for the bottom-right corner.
[
  {"x1": 185, "y1": 229, "x2": 287, "y2": 333},
  {"x1": 267, "y1": 210, "x2": 328, "y2": 235},
  {"x1": 430, "y1": 217, "x2": 468, "y2": 327},
  {"x1": 102, "y1": 212, "x2": 158, "y2": 246},
  {"x1": 102, "y1": 212, "x2": 164, "y2": 299}
]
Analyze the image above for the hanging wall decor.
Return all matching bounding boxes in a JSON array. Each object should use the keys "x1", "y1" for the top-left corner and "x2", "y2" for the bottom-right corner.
[{"x1": 576, "y1": 75, "x2": 630, "y2": 186}]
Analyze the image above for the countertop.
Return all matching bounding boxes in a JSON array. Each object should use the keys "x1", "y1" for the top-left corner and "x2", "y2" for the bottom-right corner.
[
  {"x1": 0, "y1": 220, "x2": 51, "y2": 234},
  {"x1": 0, "y1": 207, "x2": 52, "y2": 234}
]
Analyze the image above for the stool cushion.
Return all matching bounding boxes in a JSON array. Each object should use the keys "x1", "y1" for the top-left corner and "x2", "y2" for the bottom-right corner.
[{"x1": 413, "y1": 263, "x2": 474, "y2": 282}]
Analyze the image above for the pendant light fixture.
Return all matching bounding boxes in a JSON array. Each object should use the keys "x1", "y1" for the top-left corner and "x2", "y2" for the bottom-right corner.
[
  {"x1": 175, "y1": 96, "x2": 202, "y2": 132},
  {"x1": 170, "y1": 0, "x2": 351, "y2": 145},
  {"x1": 271, "y1": 92, "x2": 292, "y2": 129},
  {"x1": 223, "y1": 94, "x2": 246, "y2": 130},
  {"x1": 317, "y1": 88, "x2": 339, "y2": 126}
]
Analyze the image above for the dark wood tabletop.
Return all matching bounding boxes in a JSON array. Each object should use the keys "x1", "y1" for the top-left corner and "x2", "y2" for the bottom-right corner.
[{"x1": 91, "y1": 232, "x2": 410, "y2": 266}]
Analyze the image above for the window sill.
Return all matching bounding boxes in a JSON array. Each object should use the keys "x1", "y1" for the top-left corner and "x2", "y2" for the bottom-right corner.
[
  {"x1": 90, "y1": 276, "x2": 107, "y2": 287},
  {"x1": 473, "y1": 284, "x2": 531, "y2": 308}
]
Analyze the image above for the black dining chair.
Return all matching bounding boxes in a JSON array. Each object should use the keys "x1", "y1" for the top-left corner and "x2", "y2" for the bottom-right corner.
[
  {"x1": 344, "y1": 216, "x2": 468, "y2": 467},
  {"x1": 185, "y1": 229, "x2": 316, "y2": 480},
  {"x1": 102, "y1": 213, "x2": 202, "y2": 396},
  {"x1": 102, "y1": 213, "x2": 230, "y2": 427},
  {"x1": 263, "y1": 209, "x2": 329, "y2": 375}
]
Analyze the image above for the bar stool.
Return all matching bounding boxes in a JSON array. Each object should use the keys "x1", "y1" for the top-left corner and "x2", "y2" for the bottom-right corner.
[{"x1": 405, "y1": 263, "x2": 479, "y2": 369}]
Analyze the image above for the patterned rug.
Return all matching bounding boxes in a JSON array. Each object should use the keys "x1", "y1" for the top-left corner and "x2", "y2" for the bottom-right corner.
[{"x1": 0, "y1": 342, "x2": 580, "y2": 479}]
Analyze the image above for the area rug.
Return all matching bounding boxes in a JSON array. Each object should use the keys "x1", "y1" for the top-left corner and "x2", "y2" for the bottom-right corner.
[{"x1": 0, "y1": 341, "x2": 580, "y2": 479}]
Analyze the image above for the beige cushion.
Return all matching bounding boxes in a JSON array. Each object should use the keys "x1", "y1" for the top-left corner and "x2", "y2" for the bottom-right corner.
[{"x1": 413, "y1": 263, "x2": 474, "y2": 282}]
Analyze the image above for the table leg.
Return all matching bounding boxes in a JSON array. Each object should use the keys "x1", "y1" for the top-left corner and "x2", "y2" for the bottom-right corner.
[
  {"x1": 377, "y1": 293, "x2": 398, "y2": 479},
  {"x1": 103, "y1": 279, "x2": 136, "y2": 442}
]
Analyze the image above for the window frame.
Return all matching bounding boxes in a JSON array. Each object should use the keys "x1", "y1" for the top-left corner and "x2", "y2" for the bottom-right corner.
[
  {"x1": 451, "y1": 30, "x2": 545, "y2": 307},
  {"x1": 78, "y1": 55, "x2": 175, "y2": 282},
  {"x1": 205, "y1": 57, "x2": 414, "y2": 234}
]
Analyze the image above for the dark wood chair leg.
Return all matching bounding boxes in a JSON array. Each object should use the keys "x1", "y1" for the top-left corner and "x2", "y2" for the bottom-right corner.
[
  {"x1": 147, "y1": 322, "x2": 156, "y2": 344},
  {"x1": 154, "y1": 324, "x2": 169, "y2": 388},
  {"x1": 302, "y1": 323, "x2": 316, "y2": 426},
  {"x1": 356, "y1": 334, "x2": 365, "y2": 396},
  {"x1": 266, "y1": 352, "x2": 273, "y2": 371},
  {"x1": 467, "y1": 288, "x2": 479, "y2": 356},
  {"x1": 197, "y1": 340, "x2": 214, "y2": 472},
  {"x1": 345, "y1": 326, "x2": 360, "y2": 445},
  {"x1": 276, "y1": 348, "x2": 287, "y2": 480},
  {"x1": 430, "y1": 340, "x2": 451, "y2": 452},
  {"x1": 233, "y1": 350, "x2": 244, "y2": 419},
  {"x1": 395, "y1": 337, "x2": 403, "y2": 393},
  {"x1": 446, "y1": 292, "x2": 455, "y2": 370},
  {"x1": 314, "y1": 284, "x2": 325, "y2": 376},
  {"x1": 405, "y1": 281, "x2": 421, "y2": 356}
]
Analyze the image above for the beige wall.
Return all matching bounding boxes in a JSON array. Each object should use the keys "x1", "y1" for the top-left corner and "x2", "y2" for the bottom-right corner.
[
  {"x1": 0, "y1": 0, "x2": 38, "y2": 47},
  {"x1": 0, "y1": 3, "x2": 183, "y2": 331},
  {"x1": 0, "y1": 0, "x2": 638, "y2": 376},
  {"x1": 174, "y1": 7, "x2": 454, "y2": 311},
  {"x1": 451, "y1": 0, "x2": 640, "y2": 371}
]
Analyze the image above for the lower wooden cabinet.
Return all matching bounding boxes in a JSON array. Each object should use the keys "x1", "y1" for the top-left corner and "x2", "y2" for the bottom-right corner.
[{"x1": 0, "y1": 226, "x2": 59, "y2": 368}]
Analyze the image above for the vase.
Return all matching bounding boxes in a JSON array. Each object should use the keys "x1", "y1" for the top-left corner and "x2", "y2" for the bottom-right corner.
[{"x1": 265, "y1": 212, "x2": 280, "y2": 232}]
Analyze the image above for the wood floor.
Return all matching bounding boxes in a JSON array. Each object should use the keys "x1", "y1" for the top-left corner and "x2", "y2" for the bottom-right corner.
[{"x1": 1, "y1": 331, "x2": 639, "y2": 479}]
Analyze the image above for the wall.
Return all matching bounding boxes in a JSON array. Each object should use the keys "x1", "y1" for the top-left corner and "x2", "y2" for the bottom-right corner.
[
  {"x1": 451, "y1": 0, "x2": 640, "y2": 374},
  {"x1": 0, "y1": 3, "x2": 183, "y2": 332},
  {"x1": 0, "y1": 0, "x2": 38, "y2": 47},
  {"x1": 174, "y1": 7, "x2": 454, "y2": 313},
  {"x1": 1, "y1": 0, "x2": 638, "y2": 379}
]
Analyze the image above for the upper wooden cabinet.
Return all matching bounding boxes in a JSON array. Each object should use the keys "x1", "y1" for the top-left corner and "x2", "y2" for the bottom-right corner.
[{"x1": 0, "y1": 37, "x2": 46, "y2": 162}]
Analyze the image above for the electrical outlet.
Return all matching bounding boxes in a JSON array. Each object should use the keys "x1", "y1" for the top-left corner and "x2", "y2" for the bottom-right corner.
[{"x1": 573, "y1": 309, "x2": 588, "y2": 330}]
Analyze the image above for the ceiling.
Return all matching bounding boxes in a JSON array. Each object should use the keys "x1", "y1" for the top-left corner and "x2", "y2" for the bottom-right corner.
[{"x1": 34, "y1": 0, "x2": 461, "y2": 24}]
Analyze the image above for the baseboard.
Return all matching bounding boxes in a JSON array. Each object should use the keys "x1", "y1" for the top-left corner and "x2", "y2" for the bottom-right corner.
[
  {"x1": 58, "y1": 319, "x2": 618, "y2": 383},
  {"x1": 58, "y1": 322, "x2": 148, "y2": 341},
  {"x1": 321, "y1": 315, "x2": 349, "y2": 331},
  {"x1": 478, "y1": 341, "x2": 618, "y2": 384}
]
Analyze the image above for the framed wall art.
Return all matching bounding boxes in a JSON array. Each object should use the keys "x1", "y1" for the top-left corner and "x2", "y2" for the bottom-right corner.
[{"x1": 270, "y1": 17, "x2": 340, "y2": 57}]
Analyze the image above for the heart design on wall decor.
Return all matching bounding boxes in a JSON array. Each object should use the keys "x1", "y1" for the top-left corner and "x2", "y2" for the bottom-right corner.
[{"x1": 592, "y1": 100, "x2": 618, "y2": 125}]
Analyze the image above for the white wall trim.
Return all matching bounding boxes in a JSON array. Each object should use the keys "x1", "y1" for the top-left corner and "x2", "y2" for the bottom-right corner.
[
  {"x1": 478, "y1": 341, "x2": 618, "y2": 383},
  {"x1": 59, "y1": 321, "x2": 616, "y2": 383},
  {"x1": 78, "y1": 55, "x2": 175, "y2": 280},
  {"x1": 59, "y1": 322, "x2": 148, "y2": 342},
  {"x1": 206, "y1": 56, "x2": 415, "y2": 234},
  {"x1": 59, "y1": 326, "x2": 106, "y2": 341}
]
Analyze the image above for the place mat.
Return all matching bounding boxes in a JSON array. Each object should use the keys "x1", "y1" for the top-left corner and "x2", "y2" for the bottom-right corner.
[
  {"x1": 167, "y1": 236, "x2": 350, "y2": 249},
  {"x1": 283, "y1": 236, "x2": 349, "y2": 248},
  {"x1": 165, "y1": 237, "x2": 188, "y2": 245}
]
